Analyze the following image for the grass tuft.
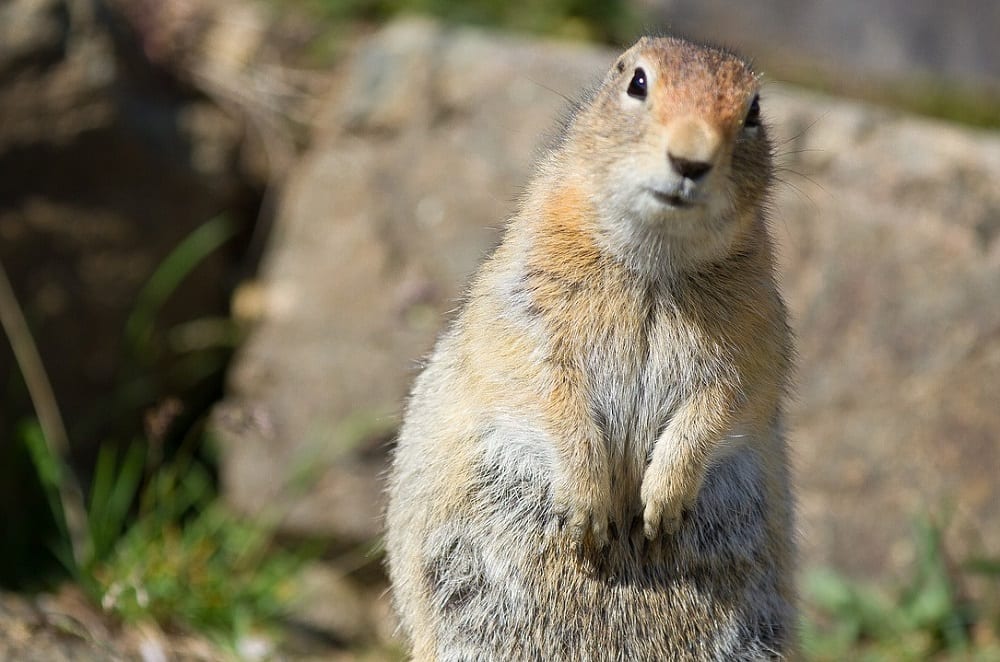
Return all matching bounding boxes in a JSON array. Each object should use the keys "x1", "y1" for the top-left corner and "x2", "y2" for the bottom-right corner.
[
  {"x1": 802, "y1": 516, "x2": 999, "y2": 661},
  {"x1": 4, "y1": 213, "x2": 306, "y2": 647},
  {"x1": 20, "y1": 418, "x2": 309, "y2": 648}
]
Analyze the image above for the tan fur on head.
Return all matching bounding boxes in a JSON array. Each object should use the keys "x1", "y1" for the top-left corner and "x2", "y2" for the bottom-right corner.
[
  {"x1": 386, "y1": 35, "x2": 796, "y2": 661},
  {"x1": 561, "y1": 38, "x2": 770, "y2": 276}
]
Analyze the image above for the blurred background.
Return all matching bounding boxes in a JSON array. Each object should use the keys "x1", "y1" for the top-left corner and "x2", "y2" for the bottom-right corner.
[{"x1": 1, "y1": 0, "x2": 998, "y2": 659}]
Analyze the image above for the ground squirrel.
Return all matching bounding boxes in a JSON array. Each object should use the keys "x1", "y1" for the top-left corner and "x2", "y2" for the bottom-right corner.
[{"x1": 386, "y1": 35, "x2": 795, "y2": 660}]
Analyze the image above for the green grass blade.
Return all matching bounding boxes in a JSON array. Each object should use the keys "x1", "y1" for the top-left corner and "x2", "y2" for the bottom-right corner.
[
  {"x1": 964, "y1": 558, "x2": 1000, "y2": 576},
  {"x1": 98, "y1": 443, "x2": 146, "y2": 559},
  {"x1": 19, "y1": 421, "x2": 77, "y2": 575},
  {"x1": 125, "y1": 216, "x2": 238, "y2": 358},
  {"x1": 87, "y1": 444, "x2": 118, "y2": 561}
]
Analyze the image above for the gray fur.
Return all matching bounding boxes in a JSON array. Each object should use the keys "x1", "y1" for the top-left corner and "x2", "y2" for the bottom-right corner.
[{"x1": 386, "y1": 35, "x2": 796, "y2": 661}]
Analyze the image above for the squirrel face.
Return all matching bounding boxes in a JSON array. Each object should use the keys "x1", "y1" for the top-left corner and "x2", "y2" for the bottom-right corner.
[{"x1": 567, "y1": 37, "x2": 773, "y2": 274}]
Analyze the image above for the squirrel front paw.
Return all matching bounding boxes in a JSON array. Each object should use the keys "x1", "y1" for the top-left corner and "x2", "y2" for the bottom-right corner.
[
  {"x1": 640, "y1": 461, "x2": 701, "y2": 539},
  {"x1": 549, "y1": 477, "x2": 612, "y2": 552}
]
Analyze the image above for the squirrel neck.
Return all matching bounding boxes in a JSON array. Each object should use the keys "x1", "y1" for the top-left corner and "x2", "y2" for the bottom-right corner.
[{"x1": 515, "y1": 156, "x2": 769, "y2": 287}]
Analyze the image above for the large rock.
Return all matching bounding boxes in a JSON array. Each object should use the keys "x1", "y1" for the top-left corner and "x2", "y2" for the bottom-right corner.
[
  {"x1": 212, "y1": 20, "x2": 610, "y2": 541},
  {"x1": 214, "y1": 20, "x2": 1000, "y2": 579},
  {"x1": 767, "y1": 91, "x2": 1000, "y2": 578},
  {"x1": 642, "y1": 0, "x2": 999, "y2": 92}
]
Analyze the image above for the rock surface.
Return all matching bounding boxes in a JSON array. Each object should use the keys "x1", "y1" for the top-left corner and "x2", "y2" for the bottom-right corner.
[
  {"x1": 212, "y1": 20, "x2": 611, "y2": 541},
  {"x1": 767, "y1": 89, "x2": 1000, "y2": 578},
  {"x1": 642, "y1": 0, "x2": 1000, "y2": 91},
  {"x1": 0, "y1": 587, "x2": 224, "y2": 661},
  {"x1": 214, "y1": 19, "x2": 1000, "y2": 580}
]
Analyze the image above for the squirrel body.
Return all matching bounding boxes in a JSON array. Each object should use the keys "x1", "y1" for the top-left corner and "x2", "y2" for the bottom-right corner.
[{"x1": 386, "y1": 35, "x2": 796, "y2": 660}]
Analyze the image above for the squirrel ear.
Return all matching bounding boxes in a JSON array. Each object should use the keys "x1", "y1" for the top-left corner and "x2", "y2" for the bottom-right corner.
[{"x1": 743, "y1": 94, "x2": 761, "y2": 128}]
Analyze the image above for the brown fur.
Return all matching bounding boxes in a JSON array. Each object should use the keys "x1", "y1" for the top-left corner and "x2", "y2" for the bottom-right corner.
[{"x1": 386, "y1": 35, "x2": 796, "y2": 660}]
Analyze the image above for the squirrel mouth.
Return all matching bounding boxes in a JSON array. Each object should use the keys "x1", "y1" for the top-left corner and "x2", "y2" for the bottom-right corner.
[{"x1": 649, "y1": 189, "x2": 697, "y2": 209}]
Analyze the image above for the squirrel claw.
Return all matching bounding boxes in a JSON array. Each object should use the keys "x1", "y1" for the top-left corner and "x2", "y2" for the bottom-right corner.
[
  {"x1": 550, "y1": 481, "x2": 612, "y2": 552},
  {"x1": 642, "y1": 497, "x2": 686, "y2": 540},
  {"x1": 548, "y1": 502, "x2": 611, "y2": 553}
]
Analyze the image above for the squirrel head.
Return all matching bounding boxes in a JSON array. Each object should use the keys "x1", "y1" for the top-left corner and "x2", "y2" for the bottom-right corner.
[{"x1": 563, "y1": 36, "x2": 773, "y2": 275}]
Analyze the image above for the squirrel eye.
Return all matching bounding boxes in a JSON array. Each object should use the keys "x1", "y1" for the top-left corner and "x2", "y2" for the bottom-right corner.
[
  {"x1": 744, "y1": 95, "x2": 761, "y2": 128},
  {"x1": 627, "y1": 68, "x2": 647, "y2": 100}
]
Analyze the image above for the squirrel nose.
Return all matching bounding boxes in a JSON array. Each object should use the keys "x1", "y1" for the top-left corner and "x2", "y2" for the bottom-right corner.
[
  {"x1": 665, "y1": 116, "x2": 721, "y2": 181},
  {"x1": 668, "y1": 155, "x2": 713, "y2": 181}
]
